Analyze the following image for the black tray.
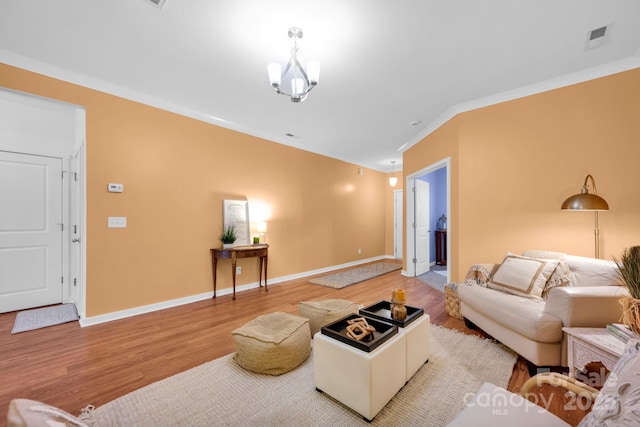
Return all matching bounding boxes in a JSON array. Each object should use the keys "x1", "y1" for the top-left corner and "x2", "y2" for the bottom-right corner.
[
  {"x1": 359, "y1": 300, "x2": 424, "y2": 328},
  {"x1": 320, "y1": 314, "x2": 398, "y2": 353}
]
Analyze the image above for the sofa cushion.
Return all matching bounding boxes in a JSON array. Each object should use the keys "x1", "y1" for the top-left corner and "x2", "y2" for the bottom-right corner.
[
  {"x1": 488, "y1": 254, "x2": 560, "y2": 300},
  {"x1": 565, "y1": 255, "x2": 623, "y2": 287},
  {"x1": 459, "y1": 283, "x2": 563, "y2": 343}
]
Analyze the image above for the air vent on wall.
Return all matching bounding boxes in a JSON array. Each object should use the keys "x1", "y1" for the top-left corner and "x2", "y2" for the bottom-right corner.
[
  {"x1": 146, "y1": 0, "x2": 166, "y2": 9},
  {"x1": 586, "y1": 25, "x2": 607, "y2": 50}
]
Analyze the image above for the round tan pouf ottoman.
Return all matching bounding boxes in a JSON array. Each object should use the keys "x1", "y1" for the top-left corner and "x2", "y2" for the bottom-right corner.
[
  {"x1": 232, "y1": 312, "x2": 311, "y2": 376},
  {"x1": 299, "y1": 299, "x2": 360, "y2": 336}
]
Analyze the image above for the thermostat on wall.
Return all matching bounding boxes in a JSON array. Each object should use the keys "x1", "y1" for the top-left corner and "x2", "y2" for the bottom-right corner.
[{"x1": 108, "y1": 183, "x2": 124, "y2": 193}]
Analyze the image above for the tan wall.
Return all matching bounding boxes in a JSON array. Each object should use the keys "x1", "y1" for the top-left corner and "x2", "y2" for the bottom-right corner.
[
  {"x1": 407, "y1": 68, "x2": 640, "y2": 281},
  {"x1": 0, "y1": 63, "x2": 388, "y2": 317},
  {"x1": 403, "y1": 117, "x2": 460, "y2": 276}
]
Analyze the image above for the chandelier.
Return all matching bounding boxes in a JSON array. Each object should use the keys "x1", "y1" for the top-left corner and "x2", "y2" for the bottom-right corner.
[{"x1": 267, "y1": 27, "x2": 320, "y2": 102}]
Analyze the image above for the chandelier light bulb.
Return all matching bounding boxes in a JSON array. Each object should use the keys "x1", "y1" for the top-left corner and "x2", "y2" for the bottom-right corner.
[
  {"x1": 267, "y1": 63, "x2": 281, "y2": 87},
  {"x1": 307, "y1": 61, "x2": 320, "y2": 85}
]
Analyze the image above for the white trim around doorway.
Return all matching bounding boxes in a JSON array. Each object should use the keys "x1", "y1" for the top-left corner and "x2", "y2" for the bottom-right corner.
[{"x1": 403, "y1": 157, "x2": 451, "y2": 278}]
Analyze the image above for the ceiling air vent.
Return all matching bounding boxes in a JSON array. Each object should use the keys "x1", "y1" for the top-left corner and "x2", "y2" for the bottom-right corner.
[
  {"x1": 585, "y1": 25, "x2": 607, "y2": 50},
  {"x1": 146, "y1": 0, "x2": 166, "y2": 9}
]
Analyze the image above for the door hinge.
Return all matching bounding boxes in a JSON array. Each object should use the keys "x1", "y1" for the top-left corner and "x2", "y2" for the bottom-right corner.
[
  {"x1": 73, "y1": 278, "x2": 77, "y2": 287},
  {"x1": 61, "y1": 276, "x2": 64, "y2": 284},
  {"x1": 74, "y1": 225, "x2": 77, "y2": 234},
  {"x1": 412, "y1": 258, "x2": 417, "y2": 264}
]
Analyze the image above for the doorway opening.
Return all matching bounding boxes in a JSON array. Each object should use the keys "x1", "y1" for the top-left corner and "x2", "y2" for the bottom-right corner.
[
  {"x1": 0, "y1": 89, "x2": 86, "y2": 318},
  {"x1": 405, "y1": 158, "x2": 450, "y2": 284}
]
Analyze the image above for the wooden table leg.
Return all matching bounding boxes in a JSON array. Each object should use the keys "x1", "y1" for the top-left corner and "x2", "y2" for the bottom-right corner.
[
  {"x1": 231, "y1": 252, "x2": 237, "y2": 300},
  {"x1": 264, "y1": 253, "x2": 268, "y2": 293},
  {"x1": 211, "y1": 249, "x2": 217, "y2": 299}
]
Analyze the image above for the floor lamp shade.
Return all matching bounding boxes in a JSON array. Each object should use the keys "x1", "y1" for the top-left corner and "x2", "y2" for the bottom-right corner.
[
  {"x1": 561, "y1": 193, "x2": 609, "y2": 211},
  {"x1": 561, "y1": 174, "x2": 609, "y2": 258}
]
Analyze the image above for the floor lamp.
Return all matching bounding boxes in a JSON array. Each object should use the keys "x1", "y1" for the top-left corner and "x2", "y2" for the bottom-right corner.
[{"x1": 561, "y1": 174, "x2": 609, "y2": 259}]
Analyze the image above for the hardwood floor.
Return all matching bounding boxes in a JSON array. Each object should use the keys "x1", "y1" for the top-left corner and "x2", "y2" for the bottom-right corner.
[{"x1": 0, "y1": 261, "x2": 577, "y2": 424}]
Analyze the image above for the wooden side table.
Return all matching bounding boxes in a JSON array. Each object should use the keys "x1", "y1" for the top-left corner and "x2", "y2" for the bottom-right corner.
[
  {"x1": 562, "y1": 327, "x2": 625, "y2": 378},
  {"x1": 210, "y1": 244, "x2": 268, "y2": 300}
]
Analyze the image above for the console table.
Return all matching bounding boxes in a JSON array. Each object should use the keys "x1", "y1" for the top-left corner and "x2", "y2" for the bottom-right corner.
[{"x1": 210, "y1": 245, "x2": 268, "y2": 300}]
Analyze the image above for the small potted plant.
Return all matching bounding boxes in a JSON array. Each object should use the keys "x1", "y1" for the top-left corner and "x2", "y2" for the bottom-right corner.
[
  {"x1": 219, "y1": 225, "x2": 237, "y2": 249},
  {"x1": 614, "y1": 246, "x2": 640, "y2": 333}
]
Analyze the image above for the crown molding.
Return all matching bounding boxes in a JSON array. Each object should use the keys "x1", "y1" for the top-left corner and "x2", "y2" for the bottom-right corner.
[{"x1": 402, "y1": 55, "x2": 640, "y2": 153}]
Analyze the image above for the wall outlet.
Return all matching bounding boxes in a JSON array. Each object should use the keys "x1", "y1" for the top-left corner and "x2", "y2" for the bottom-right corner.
[
  {"x1": 236, "y1": 266, "x2": 242, "y2": 275},
  {"x1": 358, "y1": 248, "x2": 362, "y2": 254}
]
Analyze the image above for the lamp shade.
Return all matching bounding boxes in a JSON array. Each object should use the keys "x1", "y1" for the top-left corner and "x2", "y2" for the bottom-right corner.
[
  {"x1": 561, "y1": 174, "x2": 609, "y2": 211},
  {"x1": 389, "y1": 176, "x2": 398, "y2": 187},
  {"x1": 561, "y1": 193, "x2": 609, "y2": 211}
]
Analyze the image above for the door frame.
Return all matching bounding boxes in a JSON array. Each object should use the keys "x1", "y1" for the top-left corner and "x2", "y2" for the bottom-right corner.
[
  {"x1": 405, "y1": 157, "x2": 450, "y2": 277},
  {"x1": 0, "y1": 88, "x2": 86, "y2": 318}
]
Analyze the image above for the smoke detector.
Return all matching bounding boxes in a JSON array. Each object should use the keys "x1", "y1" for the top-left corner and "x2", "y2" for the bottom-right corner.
[
  {"x1": 585, "y1": 25, "x2": 608, "y2": 50},
  {"x1": 146, "y1": 0, "x2": 167, "y2": 9}
]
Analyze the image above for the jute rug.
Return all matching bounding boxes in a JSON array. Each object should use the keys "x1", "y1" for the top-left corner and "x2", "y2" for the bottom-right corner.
[
  {"x1": 309, "y1": 262, "x2": 402, "y2": 289},
  {"x1": 11, "y1": 303, "x2": 79, "y2": 334},
  {"x1": 89, "y1": 326, "x2": 517, "y2": 426}
]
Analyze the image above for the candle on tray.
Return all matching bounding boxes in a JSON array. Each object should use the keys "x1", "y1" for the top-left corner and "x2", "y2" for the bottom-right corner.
[{"x1": 391, "y1": 288, "x2": 407, "y2": 321}]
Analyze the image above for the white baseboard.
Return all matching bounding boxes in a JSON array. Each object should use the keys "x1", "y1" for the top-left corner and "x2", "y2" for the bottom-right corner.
[{"x1": 80, "y1": 255, "x2": 393, "y2": 327}]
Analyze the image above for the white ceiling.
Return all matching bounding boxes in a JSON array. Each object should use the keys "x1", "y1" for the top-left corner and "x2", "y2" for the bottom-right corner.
[{"x1": 1, "y1": 0, "x2": 639, "y2": 172}]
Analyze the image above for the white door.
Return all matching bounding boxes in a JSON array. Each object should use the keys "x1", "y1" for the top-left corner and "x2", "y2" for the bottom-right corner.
[
  {"x1": 415, "y1": 179, "x2": 430, "y2": 275},
  {"x1": 0, "y1": 151, "x2": 63, "y2": 312},
  {"x1": 394, "y1": 190, "x2": 403, "y2": 259}
]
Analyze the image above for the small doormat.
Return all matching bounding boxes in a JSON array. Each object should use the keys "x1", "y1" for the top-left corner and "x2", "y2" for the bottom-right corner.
[
  {"x1": 309, "y1": 262, "x2": 402, "y2": 289},
  {"x1": 11, "y1": 303, "x2": 79, "y2": 334}
]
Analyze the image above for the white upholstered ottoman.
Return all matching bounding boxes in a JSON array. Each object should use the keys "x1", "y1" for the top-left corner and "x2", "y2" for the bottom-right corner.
[
  {"x1": 313, "y1": 330, "x2": 407, "y2": 421},
  {"x1": 401, "y1": 314, "x2": 431, "y2": 381},
  {"x1": 232, "y1": 312, "x2": 311, "y2": 376}
]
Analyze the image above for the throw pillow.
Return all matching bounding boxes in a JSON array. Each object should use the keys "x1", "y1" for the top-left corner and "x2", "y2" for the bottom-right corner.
[
  {"x1": 488, "y1": 254, "x2": 560, "y2": 300},
  {"x1": 578, "y1": 339, "x2": 640, "y2": 426},
  {"x1": 522, "y1": 250, "x2": 572, "y2": 298}
]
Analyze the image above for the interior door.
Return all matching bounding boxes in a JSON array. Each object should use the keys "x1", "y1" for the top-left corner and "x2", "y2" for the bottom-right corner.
[
  {"x1": 394, "y1": 190, "x2": 403, "y2": 259},
  {"x1": 0, "y1": 151, "x2": 63, "y2": 313},
  {"x1": 415, "y1": 179, "x2": 430, "y2": 275}
]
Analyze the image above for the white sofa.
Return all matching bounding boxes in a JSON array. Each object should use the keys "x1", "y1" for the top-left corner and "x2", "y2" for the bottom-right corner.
[{"x1": 457, "y1": 250, "x2": 627, "y2": 367}]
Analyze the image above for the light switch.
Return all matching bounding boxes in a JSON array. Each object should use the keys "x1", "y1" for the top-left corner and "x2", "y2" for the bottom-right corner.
[{"x1": 108, "y1": 217, "x2": 127, "y2": 228}]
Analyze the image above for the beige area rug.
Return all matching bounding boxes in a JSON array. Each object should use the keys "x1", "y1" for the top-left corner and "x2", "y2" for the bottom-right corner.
[
  {"x1": 308, "y1": 262, "x2": 402, "y2": 289},
  {"x1": 89, "y1": 326, "x2": 517, "y2": 426}
]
